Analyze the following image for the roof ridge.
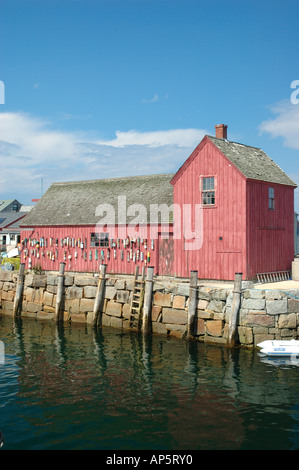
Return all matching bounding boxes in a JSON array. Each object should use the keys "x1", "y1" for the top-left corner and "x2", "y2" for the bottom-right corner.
[
  {"x1": 207, "y1": 135, "x2": 262, "y2": 151},
  {"x1": 52, "y1": 173, "x2": 174, "y2": 186}
]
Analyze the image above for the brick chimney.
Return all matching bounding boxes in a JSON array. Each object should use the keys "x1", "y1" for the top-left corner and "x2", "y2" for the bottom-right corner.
[{"x1": 215, "y1": 124, "x2": 227, "y2": 139}]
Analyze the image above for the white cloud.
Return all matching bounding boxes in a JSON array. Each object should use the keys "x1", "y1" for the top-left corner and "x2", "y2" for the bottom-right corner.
[
  {"x1": 259, "y1": 99, "x2": 299, "y2": 149},
  {"x1": 0, "y1": 111, "x2": 207, "y2": 203},
  {"x1": 96, "y1": 128, "x2": 206, "y2": 148},
  {"x1": 141, "y1": 93, "x2": 159, "y2": 103}
]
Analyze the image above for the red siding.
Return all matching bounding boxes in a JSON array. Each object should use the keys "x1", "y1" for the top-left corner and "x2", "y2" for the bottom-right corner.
[
  {"x1": 246, "y1": 181, "x2": 294, "y2": 277},
  {"x1": 20, "y1": 225, "x2": 167, "y2": 275},
  {"x1": 172, "y1": 139, "x2": 247, "y2": 280}
]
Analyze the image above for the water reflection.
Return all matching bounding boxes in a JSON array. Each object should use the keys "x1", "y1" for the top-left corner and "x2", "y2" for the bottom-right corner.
[{"x1": 0, "y1": 315, "x2": 298, "y2": 450}]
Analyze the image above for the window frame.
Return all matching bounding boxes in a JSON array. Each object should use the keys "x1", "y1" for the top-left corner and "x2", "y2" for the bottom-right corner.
[
  {"x1": 201, "y1": 176, "x2": 216, "y2": 206},
  {"x1": 268, "y1": 187, "x2": 275, "y2": 211},
  {"x1": 90, "y1": 232, "x2": 109, "y2": 247}
]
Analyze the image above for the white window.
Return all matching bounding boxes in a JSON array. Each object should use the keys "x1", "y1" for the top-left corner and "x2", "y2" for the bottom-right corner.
[
  {"x1": 268, "y1": 187, "x2": 275, "y2": 210},
  {"x1": 202, "y1": 177, "x2": 215, "y2": 205}
]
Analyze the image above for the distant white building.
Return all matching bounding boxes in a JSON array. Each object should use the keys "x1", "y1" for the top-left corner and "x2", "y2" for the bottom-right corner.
[{"x1": 0, "y1": 212, "x2": 27, "y2": 255}]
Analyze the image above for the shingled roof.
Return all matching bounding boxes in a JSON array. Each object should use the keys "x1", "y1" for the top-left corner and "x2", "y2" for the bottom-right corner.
[
  {"x1": 208, "y1": 136, "x2": 297, "y2": 187},
  {"x1": 21, "y1": 174, "x2": 174, "y2": 227}
]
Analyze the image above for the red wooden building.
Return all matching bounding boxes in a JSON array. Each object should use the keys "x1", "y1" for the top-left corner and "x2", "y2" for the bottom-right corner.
[{"x1": 20, "y1": 124, "x2": 297, "y2": 280}]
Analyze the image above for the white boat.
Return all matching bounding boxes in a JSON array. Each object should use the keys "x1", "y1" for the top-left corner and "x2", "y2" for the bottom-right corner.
[{"x1": 257, "y1": 339, "x2": 299, "y2": 357}]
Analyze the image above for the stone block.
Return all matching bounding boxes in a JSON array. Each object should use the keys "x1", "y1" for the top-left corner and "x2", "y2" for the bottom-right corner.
[
  {"x1": 151, "y1": 305, "x2": 162, "y2": 322},
  {"x1": 172, "y1": 295, "x2": 186, "y2": 310},
  {"x1": 46, "y1": 274, "x2": 58, "y2": 286},
  {"x1": 2, "y1": 300, "x2": 13, "y2": 311},
  {"x1": 246, "y1": 314, "x2": 275, "y2": 327},
  {"x1": 266, "y1": 299, "x2": 288, "y2": 315},
  {"x1": 238, "y1": 326, "x2": 253, "y2": 345},
  {"x1": 153, "y1": 292, "x2": 172, "y2": 307},
  {"x1": 176, "y1": 284, "x2": 190, "y2": 297},
  {"x1": 110, "y1": 316, "x2": 123, "y2": 329},
  {"x1": 116, "y1": 290, "x2": 130, "y2": 304},
  {"x1": 37, "y1": 312, "x2": 55, "y2": 321},
  {"x1": 31, "y1": 275, "x2": 47, "y2": 288},
  {"x1": 64, "y1": 275, "x2": 74, "y2": 286},
  {"x1": 242, "y1": 298, "x2": 266, "y2": 310},
  {"x1": 0, "y1": 272, "x2": 13, "y2": 282},
  {"x1": 122, "y1": 319, "x2": 131, "y2": 330},
  {"x1": 74, "y1": 275, "x2": 98, "y2": 286},
  {"x1": 43, "y1": 291, "x2": 54, "y2": 307},
  {"x1": 43, "y1": 305, "x2": 55, "y2": 313},
  {"x1": 249, "y1": 290, "x2": 265, "y2": 299},
  {"x1": 1, "y1": 291, "x2": 14, "y2": 302},
  {"x1": 65, "y1": 298, "x2": 80, "y2": 315},
  {"x1": 288, "y1": 298, "x2": 299, "y2": 313},
  {"x1": 195, "y1": 318, "x2": 205, "y2": 335},
  {"x1": 207, "y1": 299, "x2": 225, "y2": 313},
  {"x1": 211, "y1": 289, "x2": 229, "y2": 301},
  {"x1": 280, "y1": 329, "x2": 296, "y2": 338},
  {"x1": 70, "y1": 313, "x2": 86, "y2": 323},
  {"x1": 122, "y1": 303, "x2": 131, "y2": 319},
  {"x1": 101, "y1": 313, "x2": 111, "y2": 327},
  {"x1": 105, "y1": 286, "x2": 117, "y2": 300},
  {"x1": 247, "y1": 310, "x2": 266, "y2": 315},
  {"x1": 115, "y1": 279, "x2": 126, "y2": 290},
  {"x1": 162, "y1": 308, "x2": 187, "y2": 325},
  {"x1": 278, "y1": 313, "x2": 297, "y2": 329},
  {"x1": 3, "y1": 281, "x2": 14, "y2": 292},
  {"x1": 105, "y1": 300, "x2": 122, "y2": 317},
  {"x1": 152, "y1": 322, "x2": 168, "y2": 335},
  {"x1": 197, "y1": 309, "x2": 214, "y2": 319},
  {"x1": 265, "y1": 290, "x2": 283, "y2": 300},
  {"x1": 26, "y1": 302, "x2": 42, "y2": 313},
  {"x1": 65, "y1": 286, "x2": 83, "y2": 300},
  {"x1": 166, "y1": 325, "x2": 186, "y2": 339},
  {"x1": 47, "y1": 285, "x2": 57, "y2": 294},
  {"x1": 83, "y1": 286, "x2": 97, "y2": 298},
  {"x1": 80, "y1": 298, "x2": 95, "y2": 313},
  {"x1": 206, "y1": 320, "x2": 223, "y2": 337},
  {"x1": 197, "y1": 299, "x2": 209, "y2": 310},
  {"x1": 197, "y1": 289, "x2": 211, "y2": 301},
  {"x1": 126, "y1": 280, "x2": 134, "y2": 291}
]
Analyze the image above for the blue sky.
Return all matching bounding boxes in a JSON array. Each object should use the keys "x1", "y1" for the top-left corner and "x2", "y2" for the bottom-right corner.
[{"x1": 0, "y1": 0, "x2": 298, "y2": 212}]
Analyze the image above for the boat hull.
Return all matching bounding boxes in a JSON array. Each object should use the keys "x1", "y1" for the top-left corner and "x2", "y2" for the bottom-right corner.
[{"x1": 258, "y1": 340, "x2": 299, "y2": 357}]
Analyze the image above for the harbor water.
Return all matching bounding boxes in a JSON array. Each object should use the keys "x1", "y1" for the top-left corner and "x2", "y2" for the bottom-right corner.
[{"x1": 0, "y1": 314, "x2": 298, "y2": 451}]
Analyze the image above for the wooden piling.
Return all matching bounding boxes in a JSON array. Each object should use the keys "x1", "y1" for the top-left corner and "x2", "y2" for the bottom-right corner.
[
  {"x1": 55, "y1": 262, "x2": 65, "y2": 323},
  {"x1": 142, "y1": 266, "x2": 154, "y2": 335},
  {"x1": 92, "y1": 264, "x2": 107, "y2": 327},
  {"x1": 187, "y1": 270, "x2": 198, "y2": 338},
  {"x1": 228, "y1": 272, "x2": 243, "y2": 347},
  {"x1": 13, "y1": 263, "x2": 25, "y2": 317}
]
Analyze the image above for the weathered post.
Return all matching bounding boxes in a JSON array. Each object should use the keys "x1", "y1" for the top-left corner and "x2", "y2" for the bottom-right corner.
[
  {"x1": 228, "y1": 272, "x2": 243, "y2": 347},
  {"x1": 92, "y1": 264, "x2": 107, "y2": 327},
  {"x1": 55, "y1": 262, "x2": 65, "y2": 323},
  {"x1": 187, "y1": 270, "x2": 198, "y2": 338},
  {"x1": 13, "y1": 263, "x2": 25, "y2": 317},
  {"x1": 142, "y1": 266, "x2": 154, "y2": 335}
]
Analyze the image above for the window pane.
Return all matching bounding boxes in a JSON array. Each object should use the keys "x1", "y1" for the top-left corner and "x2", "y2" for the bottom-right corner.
[
  {"x1": 99, "y1": 233, "x2": 109, "y2": 247},
  {"x1": 202, "y1": 177, "x2": 215, "y2": 205}
]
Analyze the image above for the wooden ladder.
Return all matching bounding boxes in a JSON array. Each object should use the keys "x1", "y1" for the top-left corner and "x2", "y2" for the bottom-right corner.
[{"x1": 129, "y1": 266, "x2": 145, "y2": 330}]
